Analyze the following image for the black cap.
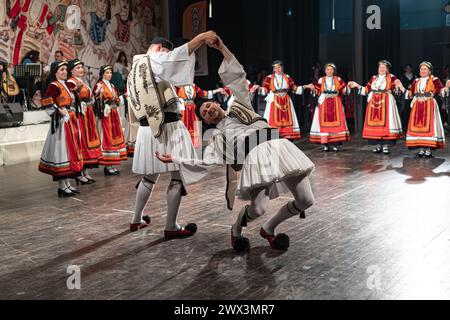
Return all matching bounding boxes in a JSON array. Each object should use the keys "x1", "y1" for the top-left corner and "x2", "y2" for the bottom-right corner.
[
  {"x1": 194, "y1": 97, "x2": 210, "y2": 120},
  {"x1": 68, "y1": 59, "x2": 83, "y2": 73},
  {"x1": 378, "y1": 60, "x2": 392, "y2": 71},
  {"x1": 419, "y1": 61, "x2": 433, "y2": 71},
  {"x1": 50, "y1": 61, "x2": 68, "y2": 75},
  {"x1": 151, "y1": 37, "x2": 174, "y2": 51},
  {"x1": 272, "y1": 60, "x2": 283, "y2": 67},
  {"x1": 99, "y1": 65, "x2": 113, "y2": 79},
  {"x1": 324, "y1": 62, "x2": 337, "y2": 72}
]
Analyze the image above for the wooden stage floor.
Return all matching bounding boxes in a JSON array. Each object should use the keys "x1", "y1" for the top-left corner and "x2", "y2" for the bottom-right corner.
[{"x1": 1, "y1": 137, "x2": 450, "y2": 300}]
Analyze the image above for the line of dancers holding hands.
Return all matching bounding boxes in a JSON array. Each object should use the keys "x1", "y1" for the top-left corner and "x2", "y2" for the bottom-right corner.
[{"x1": 248, "y1": 60, "x2": 449, "y2": 157}]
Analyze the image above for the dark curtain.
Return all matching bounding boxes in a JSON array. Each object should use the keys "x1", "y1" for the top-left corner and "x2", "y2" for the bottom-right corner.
[
  {"x1": 353, "y1": 0, "x2": 400, "y2": 81},
  {"x1": 169, "y1": 0, "x2": 320, "y2": 128},
  {"x1": 269, "y1": 0, "x2": 320, "y2": 129},
  {"x1": 353, "y1": 0, "x2": 400, "y2": 134}
]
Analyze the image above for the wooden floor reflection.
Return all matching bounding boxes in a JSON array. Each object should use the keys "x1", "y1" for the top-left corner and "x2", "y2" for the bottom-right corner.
[{"x1": 1, "y1": 137, "x2": 450, "y2": 300}]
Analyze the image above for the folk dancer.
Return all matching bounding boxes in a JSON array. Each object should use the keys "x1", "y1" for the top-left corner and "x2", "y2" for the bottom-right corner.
[
  {"x1": 348, "y1": 60, "x2": 403, "y2": 154},
  {"x1": 156, "y1": 37, "x2": 315, "y2": 251},
  {"x1": 259, "y1": 61, "x2": 306, "y2": 140},
  {"x1": 305, "y1": 63, "x2": 351, "y2": 152},
  {"x1": 94, "y1": 65, "x2": 128, "y2": 176},
  {"x1": 396, "y1": 61, "x2": 450, "y2": 158},
  {"x1": 67, "y1": 59, "x2": 102, "y2": 184},
  {"x1": 128, "y1": 32, "x2": 220, "y2": 236},
  {"x1": 177, "y1": 83, "x2": 228, "y2": 148},
  {"x1": 38, "y1": 61, "x2": 83, "y2": 197}
]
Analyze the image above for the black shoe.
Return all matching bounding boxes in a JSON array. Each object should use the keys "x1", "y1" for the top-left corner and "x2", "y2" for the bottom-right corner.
[
  {"x1": 76, "y1": 177, "x2": 93, "y2": 185},
  {"x1": 142, "y1": 215, "x2": 151, "y2": 224},
  {"x1": 58, "y1": 188, "x2": 74, "y2": 198},
  {"x1": 332, "y1": 146, "x2": 339, "y2": 152},
  {"x1": 104, "y1": 167, "x2": 117, "y2": 176},
  {"x1": 231, "y1": 228, "x2": 250, "y2": 253},
  {"x1": 372, "y1": 146, "x2": 382, "y2": 153},
  {"x1": 424, "y1": 151, "x2": 433, "y2": 158},
  {"x1": 68, "y1": 187, "x2": 80, "y2": 194},
  {"x1": 86, "y1": 177, "x2": 96, "y2": 183},
  {"x1": 416, "y1": 150, "x2": 425, "y2": 158}
]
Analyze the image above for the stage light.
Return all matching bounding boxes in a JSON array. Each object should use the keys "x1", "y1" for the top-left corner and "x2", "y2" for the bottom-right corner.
[
  {"x1": 445, "y1": 1, "x2": 450, "y2": 26},
  {"x1": 332, "y1": 0, "x2": 336, "y2": 30},
  {"x1": 209, "y1": 0, "x2": 213, "y2": 18}
]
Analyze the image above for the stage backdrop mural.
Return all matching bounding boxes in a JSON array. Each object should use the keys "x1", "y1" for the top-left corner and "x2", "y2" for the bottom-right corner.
[{"x1": 0, "y1": 0, "x2": 165, "y2": 84}]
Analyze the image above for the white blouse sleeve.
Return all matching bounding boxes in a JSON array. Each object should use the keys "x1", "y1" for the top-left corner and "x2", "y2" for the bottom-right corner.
[
  {"x1": 218, "y1": 54, "x2": 252, "y2": 108},
  {"x1": 174, "y1": 137, "x2": 225, "y2": 186},
  {"x1": 148, "y1": 44, "x2": 196, "y2": 86}
]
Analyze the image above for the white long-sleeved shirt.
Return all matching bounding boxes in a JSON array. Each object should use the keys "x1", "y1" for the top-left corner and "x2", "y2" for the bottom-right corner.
[
  {"x1": 173, "y1": 54, "x2": 271, "y2": 186},
  {"x1": 132, "y1": 44, "x2": 196, "y2": 113},
  {"x1": 132, "y1": 44, "x2": 195, "y2": 87}
]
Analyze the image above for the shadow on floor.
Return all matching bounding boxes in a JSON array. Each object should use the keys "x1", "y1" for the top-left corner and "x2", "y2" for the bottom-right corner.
[
  {"x1": 385, "y1": 157, "x2": 450, "y2": 184},
  {"x1": 170, "y1": 246, "x2": 286, "y2": 300}
]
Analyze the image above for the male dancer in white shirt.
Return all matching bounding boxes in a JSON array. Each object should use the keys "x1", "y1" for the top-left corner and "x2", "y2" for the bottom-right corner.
[
  {"x1": 129, "y1": 32, "x2": 219, "y2": 239},
  {"x1": 156, "y1": 37, "x2": 315, "y2": 252}
]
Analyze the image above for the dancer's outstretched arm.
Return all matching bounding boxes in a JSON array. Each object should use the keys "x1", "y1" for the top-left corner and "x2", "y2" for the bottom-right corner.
[
  {"x1": 143, "y1": 31, "x2": 218, "y2": 87},
  {"x1": 209, "y1": 37, "x2": 252, "y2": 108},
  {"x1": 187, "y1": 31, "x2": 219, "y2": 55},
  {"x1": 155, "y1": 132, "x2": 227, "y2": 186}
]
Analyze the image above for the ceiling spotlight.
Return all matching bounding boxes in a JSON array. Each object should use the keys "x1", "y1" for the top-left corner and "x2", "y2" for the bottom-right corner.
[{"x1": 209, "y1": 0, "x2": 213, "y2": 18}]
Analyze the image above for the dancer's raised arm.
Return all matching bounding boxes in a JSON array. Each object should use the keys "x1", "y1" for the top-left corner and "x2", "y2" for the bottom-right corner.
[{"x1": 210, "y1": 36, "x2": 253, "y2": 108}]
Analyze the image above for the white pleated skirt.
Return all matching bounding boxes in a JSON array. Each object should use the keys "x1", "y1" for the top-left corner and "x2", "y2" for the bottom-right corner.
[
  {"x1": 132, "y1": 121, "x2": 197, "y2": 175},
  {"x1": 40, "y1": 117, "x2": 71, "y2": 170},
  {"x1": 237, "y1": 139, "x2": 315, "y2": 200}
]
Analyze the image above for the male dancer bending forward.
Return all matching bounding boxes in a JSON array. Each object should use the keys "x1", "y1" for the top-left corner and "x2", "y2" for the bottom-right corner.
[
  {"x1": 130, "y1": 32, "x2": 218, "y2": 238},
  {"x1": 156, "y1": 37, "x2": 315, "y2": 251}
]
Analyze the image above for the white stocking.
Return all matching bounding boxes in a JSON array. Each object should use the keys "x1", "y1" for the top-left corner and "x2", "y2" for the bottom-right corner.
[{"x1": 131, "y1": 174, "x2": 159, "y2": 224}]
